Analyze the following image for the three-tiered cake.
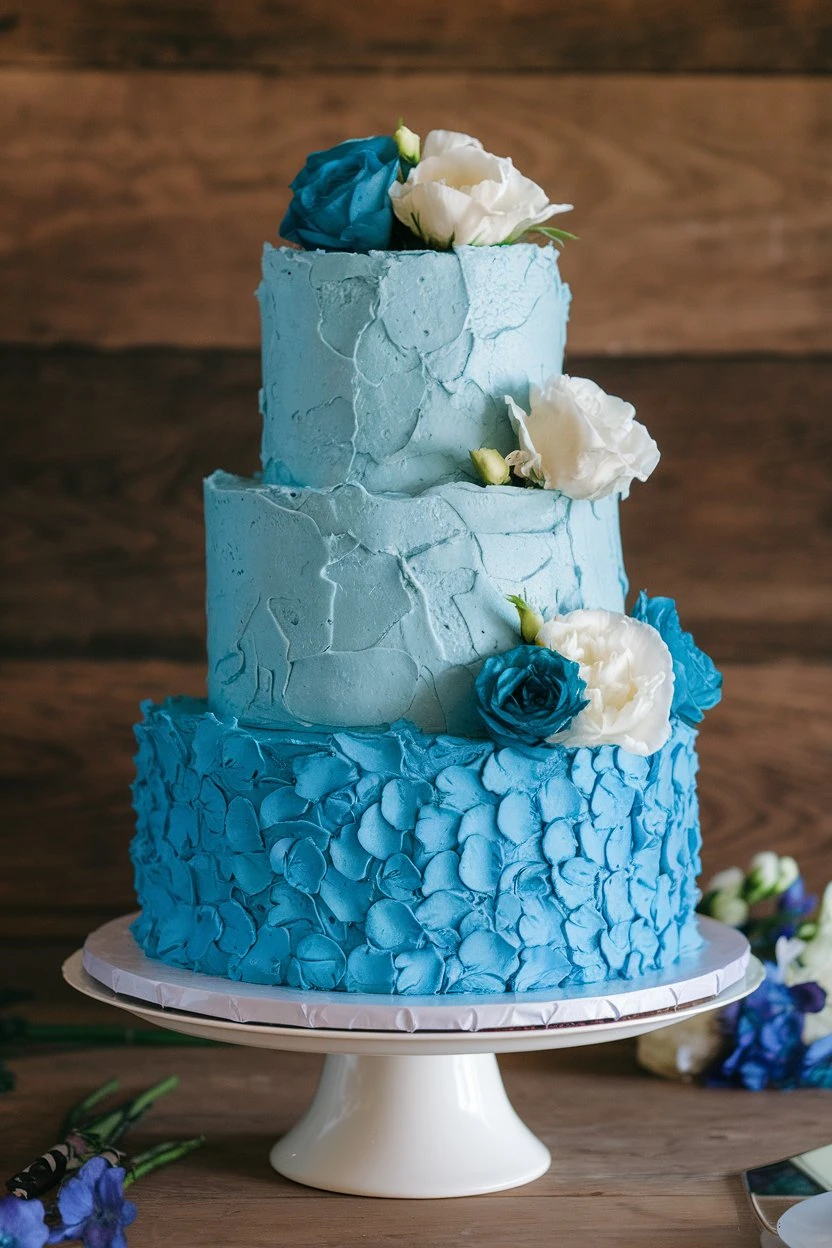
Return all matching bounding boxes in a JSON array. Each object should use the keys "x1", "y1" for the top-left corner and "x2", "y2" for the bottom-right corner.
[{"x1": 131, "y1": 127, "x2": 721, "y2": 995}]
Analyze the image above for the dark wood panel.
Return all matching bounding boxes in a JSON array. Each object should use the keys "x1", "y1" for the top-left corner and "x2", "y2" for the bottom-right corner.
[
  {"x1": 2, "y1": 71, "x2": 830, "y2": 352},
  {"x1": 2, "y1": 0, "x2": 831, "y2": 72},
  {"x1": 1, "y1": 658, "x2": 830, "y2": 941},
  {"x1": 3, "y1": 351, "x2": 830, "y2": 660}
]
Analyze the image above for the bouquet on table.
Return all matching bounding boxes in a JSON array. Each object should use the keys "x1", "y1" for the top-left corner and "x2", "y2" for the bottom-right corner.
[
  {"x1": 0, "y1": 1076, "x2": 202, "y2": 1247},
  {"x1": 639, "y1": 853, "x2": 832, "y2": 1090}
]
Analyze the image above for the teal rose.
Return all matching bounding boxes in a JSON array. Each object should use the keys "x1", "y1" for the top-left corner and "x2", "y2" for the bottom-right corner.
[
  {"x1": 280, "y1": 136, "x2": 400, "y2": 253},
  {"x1": 475, "y1": 645, "x2": 588, "y2": 749},
  {"x1": 632, "y1": 591, "x2": 722, "y2": 725}
]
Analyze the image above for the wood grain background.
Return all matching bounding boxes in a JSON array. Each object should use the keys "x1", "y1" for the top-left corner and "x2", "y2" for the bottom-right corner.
[{"x1": 1, "y1": 3, "x2": 831, "y2": 940}]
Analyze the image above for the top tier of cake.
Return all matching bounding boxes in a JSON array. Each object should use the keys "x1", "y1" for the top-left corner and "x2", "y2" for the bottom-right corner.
[{"x1": 258, "y1": 243, "x2": 570, "y2": 495}]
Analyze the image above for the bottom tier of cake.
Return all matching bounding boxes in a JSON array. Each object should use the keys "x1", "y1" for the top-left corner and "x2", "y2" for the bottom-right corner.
[{"x1": 131, "y1": 699, "x2": 703, "y2": 995}]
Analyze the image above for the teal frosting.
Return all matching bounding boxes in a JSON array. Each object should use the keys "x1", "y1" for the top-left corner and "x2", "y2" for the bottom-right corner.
[
  {"x1": 205, "y1": 472, "x2": 627, "y2": 735},
  {"x1": 257, "y1": 244, "x2": 570, "y2": 494},
  {"x1": 131, "y1": 700, "x2": 703, "y2": 995}
]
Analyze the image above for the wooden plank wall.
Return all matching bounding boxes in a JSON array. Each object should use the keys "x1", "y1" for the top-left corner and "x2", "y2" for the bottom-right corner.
[{"x1": 2, "y1": 3, "x2": 831, "y2": 939}]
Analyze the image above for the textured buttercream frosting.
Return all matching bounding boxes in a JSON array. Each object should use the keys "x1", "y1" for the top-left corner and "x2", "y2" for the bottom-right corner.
[
  {"x1": 132, "y1": 700, "x2": 702, "y2": 994},
  {"x1": 205, "y1": 472, "x2": 627, "y2": 734},
  {"x1": 258, "y1": 244, "x2": 570, "y2": 494}
]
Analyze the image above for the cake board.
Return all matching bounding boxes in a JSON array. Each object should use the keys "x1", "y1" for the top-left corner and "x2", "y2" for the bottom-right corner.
[{"x1": 64, "y1": 915, "x2": 763, "y2": 1199}]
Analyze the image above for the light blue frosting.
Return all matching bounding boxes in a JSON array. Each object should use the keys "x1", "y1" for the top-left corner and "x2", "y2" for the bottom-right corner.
[
  {"x1": 131, "y1": 700, "x2": 703, "y2": 994},
  {"x1": 205, "y1": 472, "x2": 627, "y2": 734},
  {"x1": 258, "y1": 244, "x2": 570, "y2": 494}
]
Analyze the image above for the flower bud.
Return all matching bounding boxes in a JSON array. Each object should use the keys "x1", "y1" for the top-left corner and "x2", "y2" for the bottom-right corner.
[
  {"x1": 393, "y1": 122, "x2": 421, "y2": 165},
  {"x1": 709, "y1": 893, "x2": 749, "y2": 927},
  {"x1": 707, "y1": 866, "x2": 744, "y2": 896},
  {"x1": 506, "y1": 594, "x2": 545, "y2": 644},
  {"x1": 470, "y1": 448, "x2": 511, "y2": 487},
  {"x1": 744, "y1": 851, "x2": 781, "y2": 904},
  {"x1": 775, "y1": 855, "x2": 800, "y2": 894}
]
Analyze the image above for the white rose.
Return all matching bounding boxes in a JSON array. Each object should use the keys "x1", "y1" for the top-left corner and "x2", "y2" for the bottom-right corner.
[
  {"x1": 388, "y1": 129, "x2": 571, "y2": 248},
  {"x1": 505, "y1": 375, "x2": 660, "y2": 501},
  {"x1": 535, "y1": 609, "x2": 674, "y2": 756}
]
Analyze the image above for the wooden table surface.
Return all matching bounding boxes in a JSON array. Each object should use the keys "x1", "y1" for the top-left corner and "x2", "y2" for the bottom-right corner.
[{"x1": 0, "y1": 944, "x2": 825, "y2": 1248}]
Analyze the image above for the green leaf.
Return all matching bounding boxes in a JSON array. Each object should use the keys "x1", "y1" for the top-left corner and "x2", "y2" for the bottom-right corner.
[{"x1": 531, "y1": 226, "x2": 580, "y2": 245}]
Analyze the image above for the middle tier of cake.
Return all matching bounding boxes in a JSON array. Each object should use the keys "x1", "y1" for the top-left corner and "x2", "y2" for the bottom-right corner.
[{"x1": 205, "y1": 472, "x2": 628, "y2": 735}]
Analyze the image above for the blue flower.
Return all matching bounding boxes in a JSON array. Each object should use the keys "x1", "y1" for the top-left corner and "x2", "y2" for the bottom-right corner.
[
  {"x1": 631, "y1": 592, "x2": 722, "y2": 725},
  {"x1": 52, "y1": 1158, "x2": 136, "y2": 1248},
  {"x1": 706, "y1": 963, "x2": 828, "y2": 1091},
  {"x1": 475, "y1": 644, "x2": 588, "y2": 749},
  {"x1": 280, "y1": 136, "x2": 401, "y2": 253},
  {"x1": 0, "y1": 1196, "x2": 49, "y2": 1248}
]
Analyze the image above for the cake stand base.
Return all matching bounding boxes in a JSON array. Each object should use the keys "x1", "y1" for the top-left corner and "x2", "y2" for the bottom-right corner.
[
  {"x1": 64, "y1": 918, "x2": 763, "y2": 1200},
  {"x1": 270, "y1": 1052, "x2": 549, "y2": 1197}
]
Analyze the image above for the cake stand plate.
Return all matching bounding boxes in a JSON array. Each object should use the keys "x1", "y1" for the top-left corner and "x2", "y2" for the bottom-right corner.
[{"x1": 64, "y1": 919, "x2": 763, "y2": 1199}]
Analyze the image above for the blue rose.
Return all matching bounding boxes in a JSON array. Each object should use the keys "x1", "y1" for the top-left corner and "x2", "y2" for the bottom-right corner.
[
  {"x1": 280, "y1": 136, "x2": 401, "y2": 253},
  {"x1": 631, "y1": 592, "x2": 722, "y2": 725},
  {"x1": 475, "y1": 645, "x2": 588, "y2": 749}
]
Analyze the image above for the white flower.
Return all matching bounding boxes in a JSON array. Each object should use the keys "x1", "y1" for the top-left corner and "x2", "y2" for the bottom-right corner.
[
  {"x1": 535, "y1": 609, "x2": 674, "y2": 756},
  {"x1": 776, "y1": 855, "x2": 800, "y2": 892},
  {"x1": 388, "y1": 129, "x2": 571, "y2": 248},
  {"x1": 708, "y1": 893, "x2": 749, "y2": 926},
  {"x1": 505, "y1": 375, "x2": 660, "y2": 501},
  {"x1": 707, "y1": 866, "x2": 745, "y2": 896}
]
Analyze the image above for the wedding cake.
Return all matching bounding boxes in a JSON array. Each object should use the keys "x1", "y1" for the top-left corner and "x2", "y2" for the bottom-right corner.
[{"x1": 131, "y1": 126, "x2": 722, "y2": 995}]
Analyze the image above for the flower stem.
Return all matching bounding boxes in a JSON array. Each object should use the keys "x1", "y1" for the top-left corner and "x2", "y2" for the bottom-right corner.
[
  {"x1": 59, "y1": 1078, "x2": 121, "y2": 1140},
  {"x1": 124, "y1": 1137, "x2": 205, "y2": 1187}
]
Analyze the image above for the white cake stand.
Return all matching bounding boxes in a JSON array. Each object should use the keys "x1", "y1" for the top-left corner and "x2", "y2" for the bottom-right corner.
[{"x1": 64, "y1": 915, "x2": 763, "y2": 1200}]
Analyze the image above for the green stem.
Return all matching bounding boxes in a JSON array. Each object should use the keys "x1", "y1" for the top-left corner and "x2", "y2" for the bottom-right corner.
[
  {"x1": 82, "y1": 1076, "x2": 181, "y2": 1151},
  {"x1": 124, "y1": 1137, "x2": 205, "y2": 1187},
  {"x1": 60, "y1": 1078, "x2": 121, "y2": 1139}
]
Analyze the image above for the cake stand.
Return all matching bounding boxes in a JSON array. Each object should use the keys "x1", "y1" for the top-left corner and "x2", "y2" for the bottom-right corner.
[{"x1": 64, "y1": 915, "x2": 762, "y2": 1200}]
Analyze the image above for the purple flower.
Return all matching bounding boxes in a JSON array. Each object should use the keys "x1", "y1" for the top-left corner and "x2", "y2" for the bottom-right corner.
[
  {"x1": 51, "y1": 1158, "x2": 136, "y2": 1248},
  {"x1": 706, "y1": 963, "x2": 829, "y2": 1091},
  {"x1": 0, "y1": 1196, "x2": 49, "y2": 1248}
]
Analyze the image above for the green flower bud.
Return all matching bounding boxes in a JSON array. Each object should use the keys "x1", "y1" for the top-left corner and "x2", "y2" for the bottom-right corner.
[
  {"x1": 469, "y1": 448, "x2": 511, "y2": 487},
  {"x1": 506, "y1": 594, "x2": 545, "y2": 644},
  {"x1": 394, "y1": 122, "x2": 421, "y2": 165}
]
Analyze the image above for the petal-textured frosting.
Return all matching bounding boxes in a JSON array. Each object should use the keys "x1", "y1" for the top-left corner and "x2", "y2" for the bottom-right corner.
[{"x1": 131, "y1": 699, "x2": 703, "y2": 995}]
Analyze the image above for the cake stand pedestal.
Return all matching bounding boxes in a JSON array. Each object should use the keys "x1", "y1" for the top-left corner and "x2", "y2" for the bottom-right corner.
[{"x1": 64, "y1": 916, "x2": 762, "y2": 1199}]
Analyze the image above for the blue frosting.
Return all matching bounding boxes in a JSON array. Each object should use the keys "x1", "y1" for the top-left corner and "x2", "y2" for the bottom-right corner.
[
  {"x1": 205, "y1": 473, "x2": 627, "y2": 735},
  {"x1": 131, "y1": 699, "x2": 703, "y2": 995},
  {"x1": 257, "y1": 244, "x2": 570, "y2": 494}
]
